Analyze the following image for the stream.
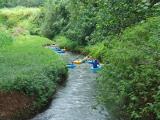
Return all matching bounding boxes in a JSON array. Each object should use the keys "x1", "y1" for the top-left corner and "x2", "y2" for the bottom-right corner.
[{"x1": 31, "y1": 48, "x2": 111, "y2": 120}]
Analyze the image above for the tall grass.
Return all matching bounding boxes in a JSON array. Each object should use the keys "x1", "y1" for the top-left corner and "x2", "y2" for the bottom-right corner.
[
  {"x1": 0, "y1": 7, "x2": 41, "y2": 35},
  {"x1": 0, "y1": 35, "x2": 67, "y2": 108},
  {"x1": 0, "y1": 32, "x2": 13, "y2": 47}
]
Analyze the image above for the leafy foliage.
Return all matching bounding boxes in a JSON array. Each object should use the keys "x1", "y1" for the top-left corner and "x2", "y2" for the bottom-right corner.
[
  {"x1": 41, "y1": 0, "x2": 69, "y2": 39},
  {"x1": 0, "y1": 7, "x2": 68, "y2": 118},
  {"x1": 0, "y1": 0, "x2": 45, "y2": 8},
  {"x1": 54, "y1": 36, "x2": 78, "y2": 51},
  {"x1": 42, "y1": 0, "x2": 160, "y2": 45},
  {"x1": 42, "y1": 0, "x2": 160, "y2": 119},
  {"x1": 0, "y1": 0, "x2": 160, "y2": 119},
  {"x1": 97, "y1": 16, "x2": 160, "y2": 120}
]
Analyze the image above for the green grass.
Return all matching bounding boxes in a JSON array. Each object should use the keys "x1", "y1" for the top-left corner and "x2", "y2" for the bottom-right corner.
[
  {"x1": 0, "y1": 6, "x2": 68, "y2": 120},
  {"x1": 0, "y1": 7, "x2": 40, "y2": 21},
  {"x1": 0, "y1": 32, "x2": 13, "y2": 47},
  {"x1": 0, "y1": 34, "x2": 67, "y2": 108},
  {"x1": 0, "y1": 7, "x2": 41, "y2": 35}
]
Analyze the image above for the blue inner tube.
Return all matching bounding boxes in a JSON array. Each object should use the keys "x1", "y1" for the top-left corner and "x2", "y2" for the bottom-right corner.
[
  {"x1": 91, "y1": 65, "x2": 102, "y2": 72},
  {"x1": 50, "y1": 47, "x2": 61, "y2": 51},
  {"x1": 53, "y1": 48, "x2": 61, "y2": 51},
  {"x1": 57, "y1": 50, "x2": 65, "y2": 53},
  {"x1": 66, "y1": 64, "x2": 76, "y2": 68},
  {"x1": 87, "y1": 60, "x2": 94, "y2": 64}
]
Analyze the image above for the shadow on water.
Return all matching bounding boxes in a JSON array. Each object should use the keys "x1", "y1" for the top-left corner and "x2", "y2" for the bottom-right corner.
[{"x1": 31, "y1": 48, "x2": 114, "y2": 120}]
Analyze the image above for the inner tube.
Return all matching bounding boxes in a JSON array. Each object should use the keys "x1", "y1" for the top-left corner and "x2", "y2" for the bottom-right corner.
[
  {"x1": 73, "y1": 60, "x2": 82, "y2": 64},
  {"x1": 66, "y1": 64, "x2": 76, "y2": 68},
  {"x1": 54, "y1": 47, "x2": 61, "y2": 51},
  {"x1": 57, "y1": 50, "x2": 65, "y2": 53},
  {"x1": 50, "y1": 47, "x2": 61, "y2": 51},
  {"x1": 87, "y1": 60, "x2": 94, "y2": 64},
  {"x1": 91, "y1": 65, "x2": 102, "y2": 73},
  {"x1": 62, "y1": 48, "x2": 66, "y2": 51}
]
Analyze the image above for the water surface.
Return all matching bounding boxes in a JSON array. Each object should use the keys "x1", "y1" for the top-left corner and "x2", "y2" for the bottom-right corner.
[{"x1": 31, "y1": 51, "x2": 110, "y2": 120}]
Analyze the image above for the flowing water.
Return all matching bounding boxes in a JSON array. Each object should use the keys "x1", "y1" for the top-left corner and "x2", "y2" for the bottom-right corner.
[{"x1": 31, "y1": 49, "x2": 111, "y2": 120}]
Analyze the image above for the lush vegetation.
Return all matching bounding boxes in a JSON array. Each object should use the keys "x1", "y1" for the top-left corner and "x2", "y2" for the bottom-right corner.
[
  {"x1": 0, "y1": 34, "x2": 67, "y2": 107},
  {"x1": 97, "y1": 16, "x2": 160, "y2": 120},
  {"x1": 41, "y1": 0, "x2": 69, "y2": 39},
  {"x1": 0, "y1": 6, "x2": 67, "y2": 120},
  {"x1": 40, "y1": 0, "x2": 160, "y2": 119},
  {"x1": 0, "y1": 0, "x2": 160, "y2": 120},
  {"x1": 0, "y1": 7, "x2": 42, "y2": 35},
  {"x1": 0, "y1": 0, "x2": 45, "y2": 8},
  {"x1": 41, "y1": 0, "x2": 160, "y2": 45}
]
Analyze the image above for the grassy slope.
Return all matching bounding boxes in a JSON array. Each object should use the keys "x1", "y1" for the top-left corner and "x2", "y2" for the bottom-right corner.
[
  {"x1": 0, "y1": 34, "x2": 67, "y2": 102},
  {"x1": 0, "y1": 7, "x2": 67, "y2": 120},
  {"x1": 0, "y1": 35, "x2": 67, "y2": 120},
  {"x1": 0, "y1": 7, "x2": 41, "y2": 35}
]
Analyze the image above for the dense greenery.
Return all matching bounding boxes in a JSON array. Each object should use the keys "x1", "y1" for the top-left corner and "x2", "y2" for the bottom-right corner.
[
  {"x1": 0, "y1": 6, "x2": 67, "y2": 119},
  {"x1": 41, "y1": 0, "x2": 69, "y2": 39},
  {"x1": 0, "y1": 7, "x2": 42, "y2": 35},
  {"x1": 42, "y1": 0, "x2": 160, "y2": 44},
  {"x1": 97, "y1": 16, "x2": 160, "y2": 120},
  {"x1": 0, "y1": 35, "x2": 67, "y2": 108},
  {"x1": 0, "y1": 0, "x2": 45, "y2": 8},
  {"x1": 0, "y1": 0, "x2": 160, "y2": 119},
  {"x1": 41, "y1": 0, "x2": 160, "y2": 119}
]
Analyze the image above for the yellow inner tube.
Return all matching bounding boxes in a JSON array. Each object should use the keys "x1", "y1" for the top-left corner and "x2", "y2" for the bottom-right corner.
[{"x1": 73, "y1": 60, "x2": 82, "y2": 64}]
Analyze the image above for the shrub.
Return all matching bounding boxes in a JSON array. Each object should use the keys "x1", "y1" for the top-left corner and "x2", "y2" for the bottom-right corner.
[
  {"x1": 54, "y1": 36, "x2": 79, "y2": 51},
  {"x1": 41, "y1": 1, "x2": 69, "y2": 39},
  {"x1": 84, "y1": 42, "x2": 106, "y2": 61},
  {"x1": 97, "y1": 16, "x2": 160, "y2": 120},
  {"x1": 0, "y1": 35, "x2": 67, "y2": 109}
]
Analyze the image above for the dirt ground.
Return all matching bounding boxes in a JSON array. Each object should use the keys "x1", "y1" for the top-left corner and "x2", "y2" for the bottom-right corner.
[{"x1": 0, "y1": 91, "x2": 33, "y2": 120}]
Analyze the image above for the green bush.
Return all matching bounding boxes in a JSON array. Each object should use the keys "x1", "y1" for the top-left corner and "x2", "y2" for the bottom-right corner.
[
  {"x1": 0, "y1": 35, "x2": 67, "y2": 108},
  {"x1": 97, "y1": 16, "x2": 160, "y2": 120},
  {"x1": 41, "y1": 1, "x2": 69, "y2": 39},
  {"x1": 84, "y1": 42, "x2": 106, "y2": 61},
  {"x1": 54, "y1": 36, "x2": 80, "y2": 52}
]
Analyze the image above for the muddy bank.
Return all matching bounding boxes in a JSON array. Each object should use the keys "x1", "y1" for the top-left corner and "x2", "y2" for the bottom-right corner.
[
  {"x1": 0, "y1": 75, "x2": 68, "y2": 120},
  {"x1": 0, "y1": 91, "x2": 34, "y2": 120}
]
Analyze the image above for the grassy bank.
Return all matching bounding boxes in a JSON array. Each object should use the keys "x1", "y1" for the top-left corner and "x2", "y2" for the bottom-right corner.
[
  {"x1": 0, "y1": 33, "x2": 67, "y2": 119},
  {"x1": 0, "y1": 6, "x2": 68, "y2": 120},
  {"x1": 0, "y1": 7, "x2": 41, "y2": 35}
]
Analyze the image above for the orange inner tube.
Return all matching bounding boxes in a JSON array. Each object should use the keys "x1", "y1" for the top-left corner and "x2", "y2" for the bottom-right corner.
[{"x1": 73, "y1": 60, "x2": 82, "y2": 64}]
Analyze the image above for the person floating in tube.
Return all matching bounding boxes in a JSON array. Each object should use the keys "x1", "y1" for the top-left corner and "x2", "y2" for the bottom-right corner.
[{"x1": 92, "y1": 59, "x2": 100, "y2": 68}]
